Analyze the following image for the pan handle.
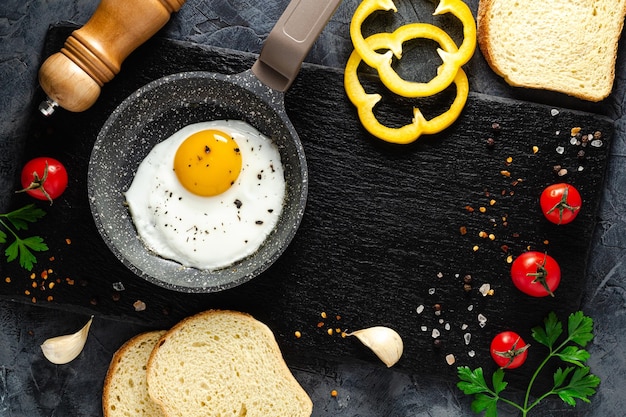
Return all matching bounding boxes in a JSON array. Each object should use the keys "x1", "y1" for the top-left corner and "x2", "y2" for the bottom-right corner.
[{"x1": 251, "y1": 0, "x2": 342, "y2": 92}]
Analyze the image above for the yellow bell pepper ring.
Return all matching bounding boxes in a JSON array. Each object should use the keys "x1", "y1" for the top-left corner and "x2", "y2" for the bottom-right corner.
[
  {"x1": 421, "y1": 68, "x2": 469, "y2": 135},
  {"x1": 350, "y1": 0, "x2": 476, "y2": 98},
  {"x1": 344, "y1": 26, "x2": 469, "y2": 144},
  {"x1": 344, "y1": 35, "x2": 423, "y2": 143},
  {"x1": 349, "y1": 0, "x2": 401, "y2": 69},
  {"x1": 375, "y1": 22, "x2": 463, "y2": 99},
  {"x1": 434, "y1": 0, "x2": 476, "y2": 68}
]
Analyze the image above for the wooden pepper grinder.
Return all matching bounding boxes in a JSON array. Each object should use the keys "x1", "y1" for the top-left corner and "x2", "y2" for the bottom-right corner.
[{"x1": 38, "y1": 0, "x2": 186, "y2": 115}]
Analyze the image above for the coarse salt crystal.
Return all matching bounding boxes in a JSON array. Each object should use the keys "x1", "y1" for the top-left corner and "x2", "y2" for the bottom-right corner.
[
  {"x1": 467, "y1": 305, "x2": 474, "y2": 311},
  {"x1": 432, "y1": 329, "x2": 441, "y2": 338},
  {"x1": 446, "y1": 354, "x2": 456, "y2": 365},
  {"x1": 416, "y1": 305, "x2": 425, "y2": 314},
  {"x1": 445, "y1": 322, "x2": 451, "y2": 331},
  {"x1": 556, "y1": 146, "x2": 565, "y2": 154},
  {"x1": 550, "y1": 109, "x2": 559, "y2": 116},
  {"x1": 591, "y1": 139, "x2": 603, "y2": 148},
  {"x1": 461, "y1": 324, "x2": 469, "y2": 330},
  {"x1": 112, "y1": 282, "x2": 125, "y2": 291},
  {"x1": 468, "y1": 350, "x2": 476, "y2": 358},
  {"x1": 478, "y1": 313, "x2": 487, "y2": 327},
  {"x1": 464, "y1": 333, "x2": 472, "y2": 345},
  {"x1": 429, "y1": 288, "x2": 436, "y2": 295},
  {"x1": 421, "y1": 325, "x2": 428, "y2": 332},
  {"x1": 479, "y1": 283, "x2": 491, "y2": 296}
]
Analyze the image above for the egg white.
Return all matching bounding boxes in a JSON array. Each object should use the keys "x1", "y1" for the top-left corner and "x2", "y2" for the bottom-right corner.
[{"x1": 124, "y1": 120, "x2": 286, "y2": 270}]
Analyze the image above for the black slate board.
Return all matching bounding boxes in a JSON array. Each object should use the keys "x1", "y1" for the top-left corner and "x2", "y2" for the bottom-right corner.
[{"x1": 0, "y1": 25, "x2": 613, "y2": 388}]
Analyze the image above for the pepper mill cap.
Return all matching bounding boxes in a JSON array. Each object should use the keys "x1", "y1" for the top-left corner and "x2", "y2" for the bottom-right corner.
[{"x1": 38, "y1": 52, "x2": 102, "y2": 114}]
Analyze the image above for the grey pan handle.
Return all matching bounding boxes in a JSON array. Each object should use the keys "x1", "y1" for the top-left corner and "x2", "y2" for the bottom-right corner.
[{"x1": 251, "y1": 0, "x2": 342, "y2": 92}]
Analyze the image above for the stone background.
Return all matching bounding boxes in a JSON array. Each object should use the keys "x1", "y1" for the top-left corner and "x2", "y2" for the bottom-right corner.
[{"x1": 1, "y1": 0, "x2": 626, "y2": 415}]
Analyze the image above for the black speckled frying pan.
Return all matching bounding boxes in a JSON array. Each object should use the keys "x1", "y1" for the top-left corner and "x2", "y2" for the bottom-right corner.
[{"x1": 88, "y1": 0, "x2": 342, "y2": 292}]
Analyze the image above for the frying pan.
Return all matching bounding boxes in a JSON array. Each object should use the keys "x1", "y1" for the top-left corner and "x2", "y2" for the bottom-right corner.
[{"x1": 88, "y1": 0, "x2": 342, "y2": 292}]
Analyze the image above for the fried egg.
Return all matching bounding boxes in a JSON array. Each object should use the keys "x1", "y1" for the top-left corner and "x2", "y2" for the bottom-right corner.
[{"x1": 124, "y1": 120, "x2": 286, "y2": 270}]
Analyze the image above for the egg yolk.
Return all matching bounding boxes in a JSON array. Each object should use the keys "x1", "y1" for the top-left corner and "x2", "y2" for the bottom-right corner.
[{"x1": 173, "y1": 129, "x2": 242, "y2": 196}]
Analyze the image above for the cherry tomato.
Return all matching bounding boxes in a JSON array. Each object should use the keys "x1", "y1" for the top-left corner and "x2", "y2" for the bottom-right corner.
[
  {"x1": 19, "y1": 157, "x2": 68, "y2": 203},
  {"x1": 490, "y1": 331, "x2": 530, "y2": 369},
  {"x1": 540, "y1": 183, "x2": 582, "y2": 225},
  {"x1": 510, "y1": 251, "x2": 561, "y2": 297}
]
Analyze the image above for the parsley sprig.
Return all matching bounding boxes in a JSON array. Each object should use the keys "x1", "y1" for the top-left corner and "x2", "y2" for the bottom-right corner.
[
  {"x1": 457, "y1": 311, "x2": 600, "y2": 416},
  {"x1": 0, "y1": 204, "x2": 48, "y2": 271}
]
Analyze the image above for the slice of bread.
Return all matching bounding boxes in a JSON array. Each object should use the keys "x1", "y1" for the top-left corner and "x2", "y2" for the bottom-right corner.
[
  {"x1": 146, "y1": 310, "x2": 313, "y2": 417},
  {"x1": 477, "y1": 0, "x2": 626, "y2": 101},
  {"x1": 103, "y1": 330, "x2": 167, "y2": 417}
]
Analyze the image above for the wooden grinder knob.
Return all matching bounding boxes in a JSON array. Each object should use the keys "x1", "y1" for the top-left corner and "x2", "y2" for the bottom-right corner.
[{"x1": 38, "y1": 0, "x2": 186, "y2": 115}]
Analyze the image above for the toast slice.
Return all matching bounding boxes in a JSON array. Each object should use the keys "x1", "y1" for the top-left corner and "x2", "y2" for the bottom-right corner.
[
  {"x1": 477, "y1": 0, "x2": 626, "y2": 101},
  {"x1": 103, "y1": 330, "x2": 167, "y2": 417},
  {"x1": 146, "y1": 310, "x2": 313, "y2": 417}
]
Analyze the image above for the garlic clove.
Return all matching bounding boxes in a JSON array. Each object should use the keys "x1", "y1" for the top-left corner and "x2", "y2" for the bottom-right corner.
[
  {"x1": 40, "y1": 316, "x2": 93, "y2": 364},
  {"x1": 348, "y1": 326, "x2": 404, "y2": 367}
]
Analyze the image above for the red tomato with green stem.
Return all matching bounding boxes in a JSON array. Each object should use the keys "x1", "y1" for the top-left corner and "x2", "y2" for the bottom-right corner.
[
  {"x1": 490, "y1": 331, "x2": 530, "y2": 369},
  {"x1": 510, "y1": 251, "x2": 561, "y2": 297},
  {"x1": 540, "y1": 183, "x2": 582, "y2": 225},
  {"x1": 18, "y1": 157, "x2": 68, "y2": 203}
]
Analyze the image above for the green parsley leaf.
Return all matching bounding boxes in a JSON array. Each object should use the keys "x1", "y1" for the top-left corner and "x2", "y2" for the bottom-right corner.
[
  {"x1": 457, "y1": 367, "x2": 491, "y2": 395},
  {"x1": 4, "y1": 240, "x2": 18, "y2": 263},
  {"x1": 491, "y1": 368, "x2": 507, "y2": 395},
  {"x1": 21, "y1": 235, "x2": 48, "y2": 253},
  {"x1": 4, "y1": 236, "x2": 48, "y2": 271},
  {"x1": 567, "y1": 311, "x2": 594, "y2": 347},
  {"x1": 531, "y1": 311, "x2": 562, "y2": 349},
  {"x1": 556, "y1": 345, "x2": 590, "y2": 367},
  {"x1": 0, "y1": 204, "x2": 48, "y2": 271},
  {"x1": 457, "y1": 367, "x2": 509, "y2": 417},
  {"x1": 553, "y1": 367, "x2": 574, "y2": 389},
  {"x1": 554, "y1": 367, "x2": 600, "y2": 406},
  {"x1": 471, "y1": 393, "x2": 499, "y2": 417},
  {"x1": 3, "y1": 204, "x2": 46, "y2": 230}
]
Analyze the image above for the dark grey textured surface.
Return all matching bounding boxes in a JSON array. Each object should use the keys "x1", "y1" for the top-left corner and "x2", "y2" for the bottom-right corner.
[{"x1": 1, "y1": 0, "x2": 625, "y2": 416}]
